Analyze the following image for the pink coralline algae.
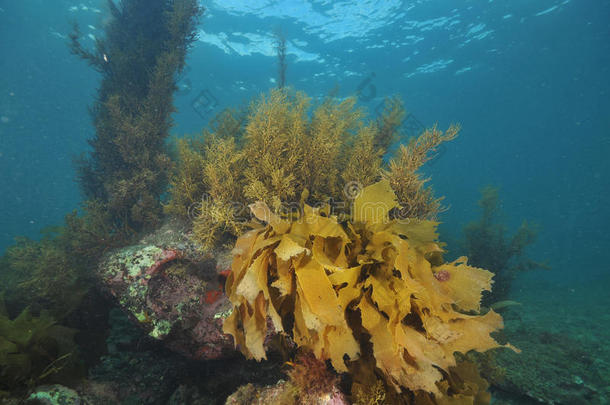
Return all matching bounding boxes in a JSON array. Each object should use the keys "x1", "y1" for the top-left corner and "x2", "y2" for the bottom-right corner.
[
  {"x1": 146, "y1": 249, "x2": 180, "y2": 276},
  {"x1": 434, "y1": 269, "x2": 451, "y2": 282}
]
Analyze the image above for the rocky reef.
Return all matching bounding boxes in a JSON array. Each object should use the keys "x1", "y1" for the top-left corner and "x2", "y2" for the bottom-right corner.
[{"x1": 96, "y1": 219, "x2": 234, "y2": 360}]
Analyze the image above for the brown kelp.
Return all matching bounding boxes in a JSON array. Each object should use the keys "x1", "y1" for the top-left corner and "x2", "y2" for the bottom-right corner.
[
  {"x1": 0, "y1": 296, "x2": 83, "y2": 398},
  {"x1": 70, "y1": 0, "x2": 203, "y2": 233},
  {"x1": 166, "y1": 89, "x2": 458, "y2": 249},
  {"x1": 1, "y1": 0, "x2": 202, "y2": 317},
  {"x1": 166, "y1": 87, "x2": 515, "y2": 402},
  {"x1": 0, "y1": 2, "x2": 202, "y2": 397},
  {"x1": 275, "y1": 29, "x2": 287, "y2": 89},
  {"x1": 224, "y1": 181, "x2": 516, "y2": 403},
  {"x1": 0, "y1": 202, "x2": 118, "y2": 319},
  {"x1": 463, "y1": 186, "x2": 547, "y2": 305}
]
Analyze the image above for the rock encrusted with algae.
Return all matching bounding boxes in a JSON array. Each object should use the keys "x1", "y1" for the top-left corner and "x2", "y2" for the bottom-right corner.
[
  {"x1": 25, "y1": 385, "x2": 81, "y2": 405},
  {"x1": 97, "y1": 219, "x2": 235, "y2": 360},
  {"x1": 225, "y1": 380, "x2": 349, "y2": 405}
]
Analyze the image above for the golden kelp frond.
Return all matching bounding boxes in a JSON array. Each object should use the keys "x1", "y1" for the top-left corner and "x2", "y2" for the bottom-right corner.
[
  {"x1": 224, "y1": 181, "x2": 513, "y2": 400},
  {"x1": 385, "y1": 124, "x2": 460, "y2": 220},
  {"x1": 351, "y1": 179, "x2": 398, "y2": 229},
  {"x1": 413, "y1": 360, "x2": 492, "y2": 405},
  {"x1": 433, "y1": 257, "x2": 493, "y2": 312}
]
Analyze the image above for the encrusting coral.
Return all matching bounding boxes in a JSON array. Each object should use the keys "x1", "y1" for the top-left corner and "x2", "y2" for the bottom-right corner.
[
  {"x1": 166, "y1": 88, "x2": 458, "y2": 249},
  {"x1": 223, "y1": 180, "x2": 517, "y2": 403}
]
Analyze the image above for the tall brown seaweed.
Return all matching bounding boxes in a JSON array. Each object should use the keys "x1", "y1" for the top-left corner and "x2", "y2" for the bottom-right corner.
[
  {"x1": 463, "y1": 186, "x2": 547, "y2": 305},
  {"x1": 70, "y1": 0, "x2": 203, "y2": 233},
  {"x1": 0, "y1": 0, "x2": 202, "y2": 349}
]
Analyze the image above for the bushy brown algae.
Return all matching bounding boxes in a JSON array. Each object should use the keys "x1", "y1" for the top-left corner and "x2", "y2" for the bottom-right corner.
[
  {"x1": 70, "y1": 0, "x2": 203, "y2": 234},
  {"x1": 166, "y1": 88, "x2": 459, "y2": 249},
  {"x1": 462, "y1": 186, "x2": 547, "y2": 305},
  {"x1": 0, "y1": 1, "x2": 202, "y2": 399}
]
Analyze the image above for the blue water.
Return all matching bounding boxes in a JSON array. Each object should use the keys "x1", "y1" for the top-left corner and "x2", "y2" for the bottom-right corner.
[
  {"x1": 1, "y1": 1, "x2": 610, "y2": 403},
  {"x1": 2, "y1": 0, "x2": 608, "y2": 286}
]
